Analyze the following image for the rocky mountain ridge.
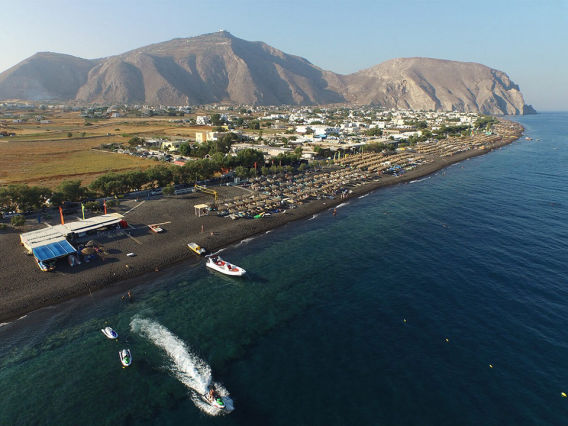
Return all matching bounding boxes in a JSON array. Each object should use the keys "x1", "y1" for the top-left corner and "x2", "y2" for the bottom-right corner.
[{"x1": 0, "y1": 31, "x2": 536, "y2": 114}]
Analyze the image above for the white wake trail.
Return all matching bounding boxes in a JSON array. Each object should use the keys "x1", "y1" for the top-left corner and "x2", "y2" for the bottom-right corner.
[{"x1": 130, "y1": 317, "x2": 234, "y2": 415}]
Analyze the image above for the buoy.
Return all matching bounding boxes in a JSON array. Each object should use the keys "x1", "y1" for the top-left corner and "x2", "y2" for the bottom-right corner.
[
  {"x1": 562, "y1": 392, "x2": 567, "y2": 398},
  {"x1": 403, "y1": 319, "x2": 407, "y2": 323},
  {"x1": 445, "y1": 338, "x2": 449, "y2": 343},
  {"x1": 489, "y1": 364, "x2": 493, "y2": 368}
]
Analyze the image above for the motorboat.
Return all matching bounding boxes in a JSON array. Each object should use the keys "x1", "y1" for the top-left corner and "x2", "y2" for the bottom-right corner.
[
  {"x1": 101, "y1": 326, "x2": 118, "y2": 339},
  {"x1": 205, "y1": 255, "x2": 246, "y2": 277},
  {"x1": 119, "y1": 349, "x2": 132, "y2": 367},
  {"x1": 188, "y1": 242, "x2": 207, "y2": 256}
]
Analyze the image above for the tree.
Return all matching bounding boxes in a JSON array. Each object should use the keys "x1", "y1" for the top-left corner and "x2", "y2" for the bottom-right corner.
[
  {"x1": 147, "y1": 165, "x2": 173, "y2": 187},
  {"x1": 364, "y1": 128, "x2": 383, "y2": 136},
  {"x1": 125, "y1": 170, "x2": 148, "y2": 191},
  {"x1": 56, "y1": 180, "x2": 84, "y2": 202},
  {"x1": 236, "y1": 148, "x2": 264, "y2": 169},
  {"x1": 128, "y1": 136, "x2": 144, "y2": 147},
  {"x1": 210, "y1": 113, "x2": 223, "y2": 126},
  {"x1": 11, "y1": 215, "x2": 25, "y2": 227},
  {"x1": 234, "y1": 166, "x2": 249, "y2": 179},
  {"x1": 179, "y1": 142, "x2": 192, "y2": 156},
  {"x1": 162, "y1": 184, "x2": 175, "y2": 196},
  {"x1": 67, "y1": 132, "x2": 72, "y2": 138}
]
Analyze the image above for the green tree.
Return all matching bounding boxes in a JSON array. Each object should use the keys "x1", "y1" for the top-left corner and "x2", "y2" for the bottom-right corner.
[
  {"x1": 56, "y1": 180, "x2": 84, "y2": 202},
  {"x1": 11, "y1": 215, "x2": 25, "y2": 227},
  {"x1": 236, "y1": 148, "x2": 264, "y2": 169},
  {"x1": 364, "y1": 128, "x2": 383, "y2": 136},
  {"x1": 162, "y1": 184, "x2": 175, "y2": 196},
  {"x1": 234, "y1": 166, "x2": 249, "y2": 179},
  {"x1": 67, "y1": 132, "x2": 72, "y2": 138},
  {"x1": 147, "y1": 165, "x2": 173, "y2": 187},
  {"x1": 179, "y1": 142, "x2": 192, "y2": 156}
]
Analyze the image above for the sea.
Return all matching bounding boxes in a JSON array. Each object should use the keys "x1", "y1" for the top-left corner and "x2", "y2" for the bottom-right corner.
[{"x1": 1, "y1": 112, "x2": 567, "y2": 426}]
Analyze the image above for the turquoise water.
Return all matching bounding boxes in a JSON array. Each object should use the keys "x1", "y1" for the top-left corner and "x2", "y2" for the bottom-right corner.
[{"x1": 1, "y1": 113, "x2": 567, "y2": 425}]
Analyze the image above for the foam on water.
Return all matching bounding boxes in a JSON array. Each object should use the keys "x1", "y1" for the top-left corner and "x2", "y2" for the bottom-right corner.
[
  {"x1": 410, "y1": 176, "x2": 432, "y2": 184},
  {"x1": 308, "y1": 213, "x2": 319, "y2": 221},
  {"x1": 235, "y1": 236, "x2": 256, "y2": 246},
  {"x1": 130, "y1": 317, "x2": 234, "y2": 415},
  {"x1": 336, "y1": 202, "x2": 350, "y2": 208},
  {"x1": 358, "y1": 193, "x2": 369, "y2": 199}
]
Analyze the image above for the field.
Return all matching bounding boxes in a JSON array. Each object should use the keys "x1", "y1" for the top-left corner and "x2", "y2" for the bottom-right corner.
[{"x1": 0, "y1": 111, "x2": 214, "y2": 188}]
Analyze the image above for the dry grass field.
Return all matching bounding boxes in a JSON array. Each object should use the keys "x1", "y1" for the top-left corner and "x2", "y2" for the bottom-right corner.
[{"x1": 0, "y1": 112, "x2": 207, "y2": 188}]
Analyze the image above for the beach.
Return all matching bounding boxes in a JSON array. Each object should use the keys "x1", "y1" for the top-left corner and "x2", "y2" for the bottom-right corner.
[{"x1": 0, "y1": 120, "x2": 524, "y2": 323}]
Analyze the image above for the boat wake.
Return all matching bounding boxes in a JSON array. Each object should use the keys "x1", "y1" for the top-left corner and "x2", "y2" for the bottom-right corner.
[
  {"x1": 410, "y1": 176, "x2": 431, "y2": 184},
  {"x1": 130, "y1": 317, "x2": 234, "y2": 415}
]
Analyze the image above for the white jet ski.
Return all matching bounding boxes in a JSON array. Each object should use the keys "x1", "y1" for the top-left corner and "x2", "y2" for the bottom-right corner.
[
  {"x1": 101, "y1": 326, "x2": 118, "y2": 339},
  {"x1": 202, "y1": 387, "x2": 225, "y2": 409},
  {"x1": 119, "y1": 349, "x2": 132, "y2": 367}
]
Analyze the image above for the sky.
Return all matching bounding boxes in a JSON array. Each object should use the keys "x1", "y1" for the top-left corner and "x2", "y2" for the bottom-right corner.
[{"x1": 0, "y1": 0, "x2": 566, "y2": 110}]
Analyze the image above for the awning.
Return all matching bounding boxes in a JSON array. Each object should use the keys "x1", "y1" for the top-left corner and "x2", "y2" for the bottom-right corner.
[{"x1": 32, "y1": 240, "x2": 77, "y2": 262}]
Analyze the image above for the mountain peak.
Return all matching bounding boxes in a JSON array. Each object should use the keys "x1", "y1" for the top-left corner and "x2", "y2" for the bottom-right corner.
[{"x1": 0, "y1": 33, "x2": 534, "y2": 114}]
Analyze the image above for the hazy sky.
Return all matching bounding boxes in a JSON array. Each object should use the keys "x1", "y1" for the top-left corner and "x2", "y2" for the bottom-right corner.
[{"x1": 1, "y1": 0, "x2": 566, "y2": 110}]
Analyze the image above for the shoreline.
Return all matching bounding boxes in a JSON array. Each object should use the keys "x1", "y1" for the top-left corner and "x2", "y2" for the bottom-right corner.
[{"x1": 0, "y1": 120, "x2": 524, "y2": 324}]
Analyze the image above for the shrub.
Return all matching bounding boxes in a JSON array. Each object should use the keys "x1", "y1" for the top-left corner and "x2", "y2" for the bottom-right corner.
[{"x1": 11, "y1": 215, "x2": 25, "y2": 227}]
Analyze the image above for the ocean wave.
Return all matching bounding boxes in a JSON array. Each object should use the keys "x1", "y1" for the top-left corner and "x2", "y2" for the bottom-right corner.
[
  {"x1": 130, "y1": 317, "x2": 234, "y2": 415},
  {"x1": 336, "y1": 202, "x2": 350, "y2": 208},
  {"x1": 410, "y1": 176, "x2": 431, "y2": 184},
  {"x1": 308, "y1": 213, "x2": 319, "y2": 221},
  {"x1": 358, "y1": 194, "x2": 369, "y2": 199}
]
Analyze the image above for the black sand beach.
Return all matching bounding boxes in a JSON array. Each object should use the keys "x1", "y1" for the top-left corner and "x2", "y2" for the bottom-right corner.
[{"x1": 0, "y1": 121, "x2": 524, "y2": 323}]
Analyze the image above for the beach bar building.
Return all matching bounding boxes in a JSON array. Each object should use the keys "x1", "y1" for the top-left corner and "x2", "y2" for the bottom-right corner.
[{"x1": 20, "y1": 213, "x2": 124, "y2": 267}]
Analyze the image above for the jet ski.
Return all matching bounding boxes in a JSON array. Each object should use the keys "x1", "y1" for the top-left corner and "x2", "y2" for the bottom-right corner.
[
  {"x1": 203, "y1": 387, "x2": 225, "y2": 409},
  {"x1": 101, "y1": 326, "x2": 118, "y2": 339},
  {"x1": 119, "y1": 349, "x2": 132, "y2": 367}
]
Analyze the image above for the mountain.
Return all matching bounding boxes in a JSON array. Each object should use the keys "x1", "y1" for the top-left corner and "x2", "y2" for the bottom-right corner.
[
  {"x1": 0, "y1": 52, "x2": 96, "y2": 101},
  {"x1": 334, "y1": 57, "x2": 535, "y2": 115},
  {"x1": 0, "y1": 32, "x2": 536, "y2": 114}
]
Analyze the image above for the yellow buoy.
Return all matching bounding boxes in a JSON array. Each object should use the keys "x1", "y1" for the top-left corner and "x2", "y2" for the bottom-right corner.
[
  {"x1": 489, "y1": 364, "x2": 493, "y2": 368},
  {"x1": 562, "y1": 392, "x2": 567, "y2": 398},
  {"x1": 403, "y1": 319, "x2": 407, "y2": 323},
  {"x1": 445, "y1": 338, "x2": 449, "y2": 343}
]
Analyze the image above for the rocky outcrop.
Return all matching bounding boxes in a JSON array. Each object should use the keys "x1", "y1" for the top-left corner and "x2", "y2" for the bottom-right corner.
[{"x1": 0, "y1": 32, "x2": 535, "y2": 114}]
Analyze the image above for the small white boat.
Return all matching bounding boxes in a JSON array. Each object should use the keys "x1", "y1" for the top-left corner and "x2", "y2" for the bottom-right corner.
[
  {"x1": 101, "y1": 326, "x2": 118, "y2": 339},
  {"x1": 188, "y1": 242, "x2": 207, "y2": 256},
  {"x1": 205, "y1": 255, "x2": 246, "y2": 277},
  {"x1": 119, "y1": 349, "x2": 132, "y2": 367}
]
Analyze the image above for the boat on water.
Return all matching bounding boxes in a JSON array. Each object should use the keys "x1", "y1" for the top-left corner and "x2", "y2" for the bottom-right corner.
[
  {"x1": 119, "y1": 349, "x2": 132, "y2": 367},
  {"x1": 149, "y1": 224, "x2": 164, "y2": 233},
  {"x1": 201, "y1": 387, "x2": 225, "y2": 410},
  {"x1": 188, "y1": 242, "x2": 207, "y2": 256},
  {"x1": 101, "y1": 326, "x2": 118, "y2": 339},
  {"x1": 205, "y1": 255, "x2": 246, "y2": 276}
]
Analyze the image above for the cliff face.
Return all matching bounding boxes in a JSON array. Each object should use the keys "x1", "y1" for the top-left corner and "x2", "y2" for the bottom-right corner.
[
  {"x1": 335, "y1": 57, "x2": 533, "y2": 115},
  {"x1": 0, "y1": 32, "x2": 536, "y2": 114}
]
